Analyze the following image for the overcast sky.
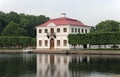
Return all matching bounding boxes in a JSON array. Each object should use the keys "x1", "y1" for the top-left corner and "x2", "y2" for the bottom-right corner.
[{"x1": 0, "y1": 0, "x2": 120, "y2": 26}]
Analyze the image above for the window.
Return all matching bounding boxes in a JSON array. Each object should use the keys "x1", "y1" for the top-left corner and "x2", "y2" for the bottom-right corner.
[
  {"x1": 71, "y1": 28, "x2": 74, "y2": 32},
  {"x1": 63, "y1": 40, "x2": 67, "y2": 46},
  {"x1": 78, "y1": 28, "x2": 80, "y2": 33},
  {"x1": 82, "y1": 29, "x2": 84, "y2": 33},
  {"x1": 75, "y1": 28, "x2": 77, "y2": 33},
  {"x1": 45, "y1": 40, "x2": 48, "y2": 46},
  {"x1": 39, "y1": 40, "x2": 42, "y2": 46},
  {"x1": 85, "y1": 29, "x2": 87, "y2": 33},
  {"x1": 39, "y1": 29, "x2": 42, "y2": 33},
  {"x1": 57, "y1": 40, "x2": 60, "y2": 46},
  {"x1": 45, "y1": 29, "x2": 48, "y2": 33},
  {"x1": 63, "y1": 28, "x2": 67, "y2": 32},
  {"x1": 57, "y1": 28, "x2": 60, "y2": 33},
  {"x1": 51, "y1": 28, "x2": 54, "y2": 35}
]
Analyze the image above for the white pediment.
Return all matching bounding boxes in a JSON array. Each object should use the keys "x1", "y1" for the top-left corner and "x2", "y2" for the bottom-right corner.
[{"x1": 47, "y1": 23, "x2": 56, "y2": 27}]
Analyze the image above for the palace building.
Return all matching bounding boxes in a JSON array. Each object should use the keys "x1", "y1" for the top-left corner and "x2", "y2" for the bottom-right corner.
[{"x1": 36, "y1": 15, "x2": 90, "y2": 50}]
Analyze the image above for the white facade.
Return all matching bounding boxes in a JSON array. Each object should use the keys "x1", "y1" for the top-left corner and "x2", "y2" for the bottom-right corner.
[{"x1": 36, "y1": 17, "x2": 90, "y2": 50}]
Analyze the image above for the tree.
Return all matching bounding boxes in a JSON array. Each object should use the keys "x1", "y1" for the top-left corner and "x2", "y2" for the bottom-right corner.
[
  {"x1": 1, "y1": 21, "x2": 25, "y2": 36},
  {"x1": 6, "y1": 11, "x2": 20, "y2": 24},
  {"x1": 0, "y1": 11, "x2": 6, "y2": 35},
  {"x1": 95, "y1": 20, "x2": 120, "y2": 33},
  {"x1": 0, "y1": 11, "x2": 49, "y2": 37}
]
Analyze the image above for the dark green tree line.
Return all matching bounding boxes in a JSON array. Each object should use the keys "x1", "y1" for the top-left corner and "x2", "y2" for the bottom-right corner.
[{"x1": 0, "y1": 11, "x2": 49, "y2": 37}]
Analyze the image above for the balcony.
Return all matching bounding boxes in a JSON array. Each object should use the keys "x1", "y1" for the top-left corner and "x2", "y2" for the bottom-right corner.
[{"x1": 47, "y1": 32, "x2": 56, "y2": 38}]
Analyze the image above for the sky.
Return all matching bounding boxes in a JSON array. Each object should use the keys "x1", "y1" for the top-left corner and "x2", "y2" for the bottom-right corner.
[{"x1": 0, "y1": 0, "x2": 120, "y2": 26}]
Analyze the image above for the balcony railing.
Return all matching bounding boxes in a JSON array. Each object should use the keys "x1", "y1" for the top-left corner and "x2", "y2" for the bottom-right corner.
[{"x1": 47, "y1": 32, "x2": 56, "y2": 38}]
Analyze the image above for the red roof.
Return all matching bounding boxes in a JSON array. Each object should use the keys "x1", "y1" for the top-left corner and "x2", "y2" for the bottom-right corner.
[{"x1": 37, "y1": 17, "x2": 89, "y2": 27}]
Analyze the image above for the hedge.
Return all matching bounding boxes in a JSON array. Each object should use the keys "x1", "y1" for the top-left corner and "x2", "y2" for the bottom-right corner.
[{"x1": 0, "y1": 36, "x2": 36, "y2": 48}]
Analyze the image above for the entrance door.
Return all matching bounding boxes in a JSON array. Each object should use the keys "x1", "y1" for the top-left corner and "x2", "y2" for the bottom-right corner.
[{"x1": 50, "y1": 38, "x2": 54, "y2": 49}]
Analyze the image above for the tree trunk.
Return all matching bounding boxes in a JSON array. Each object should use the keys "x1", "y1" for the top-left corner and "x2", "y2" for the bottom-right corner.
[
  {"x1": 74, "y1": 44, "x2": 76, "y2": 50},
  {"x1": 98, "y1": 45, "x2": 101, "y2": 49},
  {"x1": 104, "y1": 45, "x2": 106, "y2": 49},
  {"x1": 113, "y1": 44, "x2": 116, "y2": 49}
]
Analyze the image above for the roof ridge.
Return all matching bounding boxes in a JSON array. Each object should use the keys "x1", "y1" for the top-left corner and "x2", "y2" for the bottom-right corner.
[{"x1": 50, "y1": 17, "x2": 77, "y2": 21}]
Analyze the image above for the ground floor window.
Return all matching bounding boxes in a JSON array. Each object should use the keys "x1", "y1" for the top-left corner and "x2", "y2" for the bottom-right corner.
[
  {"x1": 39, "y1": 40, "x2": 42, "y2": 46},
  {"x1": 45, "y1": 40, "x2": 48, "y2": 46},
  {"x1": 63, "y1": 40, "x2": 67, "y2": 46},
  {"x1": 57, "y1": 40, "x2": 60, "y2": 46}
]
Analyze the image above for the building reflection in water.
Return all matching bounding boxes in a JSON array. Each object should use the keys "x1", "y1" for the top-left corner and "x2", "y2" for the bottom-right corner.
[{"x1": 37, "y1": 54, "x2": 90, "y2": 77}]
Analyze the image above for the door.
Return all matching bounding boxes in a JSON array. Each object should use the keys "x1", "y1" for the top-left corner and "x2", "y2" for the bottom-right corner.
[{"x1": 50, "y1": 38, "x2": 54, "y2": 49}]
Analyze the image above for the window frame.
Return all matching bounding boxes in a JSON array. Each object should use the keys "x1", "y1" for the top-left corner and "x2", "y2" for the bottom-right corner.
[
  {"x1": 57, "y1": 28, "x2": 60, "y2": 33},
  {"x1": 63, "y1": 28, "x2": 67, "y2": 32},
  {"x1": 57, "y1": 40, "x2": 60, "y2": 46},
  {"x1": 39, "y1": 29, "x2": 42, "y2": 33},
  {"x1": 63, "y1": 40, "x2": 67, "y2": 46},
  {"x1": 44, "y1": 29, "x2": 48, "y2": 33},
  {"x1": 45, "y1": 40, "x2": 48, "y2": 46},
  {"x1": 39, "y1": 40, "x2": 42, "y2": 46}
]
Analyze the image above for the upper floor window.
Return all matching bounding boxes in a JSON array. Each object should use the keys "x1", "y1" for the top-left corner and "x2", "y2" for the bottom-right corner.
[
  {"x1": 51, "y1": 28, "x2": 54, "y2": 35},
  {"x1": 78, "y1": 28, "x2": 80, "y2": 33},
  {"x1": 63, "y1": 28, "x2": 67, "y2": 32},
  {"x1": 85, "y1": 29, "x2": 87, "y2": 33},
  {"x1": 75, "y1": 28, "x2": 77, "y2": 33},
  {"x1": 82, "y1": 29, "x2": 84, "y2": 33},
  {"x1": 71, "y1": 28, "x2": 74, "y2": 32},
  {"x1": 39, "y1": 29, "x2": 42, "y2": 33},
  {"x1": 57, "y1": 28, "x2": 60, "y2": 33},
  {"x1": 45, "y1": 29, "x2": 48, "y2": 33}
]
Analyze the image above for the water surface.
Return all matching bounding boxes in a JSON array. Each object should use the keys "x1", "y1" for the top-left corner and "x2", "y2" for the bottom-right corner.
[{"x1": 0, "y1": 53, "x2": 120, "y2": 77}]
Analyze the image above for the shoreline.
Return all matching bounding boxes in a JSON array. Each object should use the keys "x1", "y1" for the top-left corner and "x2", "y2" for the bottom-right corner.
[{"x1": 0, "y1": 49, "x2": 120, "y2": 55}]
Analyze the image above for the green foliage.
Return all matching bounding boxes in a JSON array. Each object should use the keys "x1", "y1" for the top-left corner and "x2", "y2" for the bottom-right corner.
[
  {"x1": 68, "y1": 32, "x2": 120, "y2": 46},
  {"x1": 0, "y1": 11, "x2": 7, "y2": 34},
  {"x1": 0, "y1": 36, "x2": 36, "y2": 48},
  {"x1": 1, "y1": 21, "x2": 25, "y2": 36},
  {"x1": 94, "y1": 20, "x2": 120, "y2": 33},
  {"x1": 0, "y1": 11, "x2": 49, "y2": 37}
]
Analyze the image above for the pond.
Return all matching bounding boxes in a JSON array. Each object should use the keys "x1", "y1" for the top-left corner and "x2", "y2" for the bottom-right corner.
[{"x1": 0, "y1": 53, "x2": 120, "y2": 77}]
